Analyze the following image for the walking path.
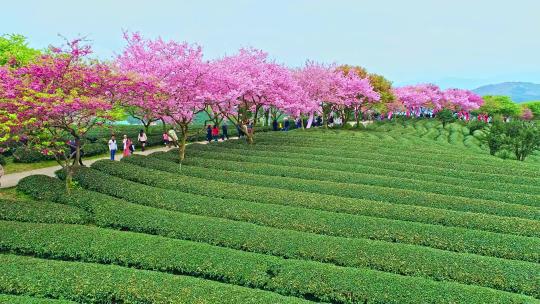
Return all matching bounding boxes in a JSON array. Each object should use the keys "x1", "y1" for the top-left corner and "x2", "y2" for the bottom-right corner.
[{"x1": 0, "y1": 137, "x2": 237, "y2": 189}]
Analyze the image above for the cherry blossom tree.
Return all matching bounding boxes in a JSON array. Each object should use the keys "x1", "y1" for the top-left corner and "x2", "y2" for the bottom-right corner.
[
  {"x1": 208, "y1": 48, "x2": 299, "y2": 144},
  {"x1": 0, "y1": 39, "x2": 123, "y2": 191},
  {"x1": 392, "y1": 84, "x2": 445, "y2": 117},
  {"x1": 443, "y1": 88, "x2": 483, "y2": 120},
  {"x1": 295, "y1": 61, "x2": 379, "y2": 128},
  {"x1": 117, "y1": 32, "x2": 208, "y2": 161}
]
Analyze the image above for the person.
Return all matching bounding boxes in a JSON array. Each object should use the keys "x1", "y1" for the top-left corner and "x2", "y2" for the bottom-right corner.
[
  {"x1": 67, "y1": 139, "x2": 84, "y2": 166},
  {"x1": 122, "y1": 135, "x2": 132, "y2": 157},
  {"x1": 283, "y1": 117, "x2": 290, "y2": 131},
  {"x1": 212, "y1": 124, "x2": 219, "y2": 142},
  {"x1": 247, "y1": 120, "x2": 254, "y2": 135},
  {"x1": 328, "y1": 116, "x2": 334, "y2": 127},
  {"x1": 137, "y1": 130, "x2": 147, "y2": 152},
  {"x1": 295, "y1": 117, "x2": 302, "y2": 129},
  {"x1": 167, "y1": 128, "x2": 178, "y2": 147},
  {"x1": 162, "y1": 132, "x2": 170, "y2": 147},
  {"x1": 237, "y1": 124, "x2": 244, "y2": 138},
  {"x1": 316, "y1": 115, "x2": 322, "y2": 127},
  {"x1": 272, "y1": 119, "x2": 278, "y2": 131},
  {"x1": 206, "y1": 125, "x2": 212, "y2": 142},
  {"x1": 221, "y1": 120, "x2": 229, "y2": 140},
  {"x1": 108, "y1": 135, "x2": 118, "y2": 160}
]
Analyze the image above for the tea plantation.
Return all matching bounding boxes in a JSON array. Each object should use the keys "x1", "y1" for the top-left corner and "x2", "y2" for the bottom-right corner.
[{"x1": 1, "y1": 127, "x2": 539, "y2": 303}]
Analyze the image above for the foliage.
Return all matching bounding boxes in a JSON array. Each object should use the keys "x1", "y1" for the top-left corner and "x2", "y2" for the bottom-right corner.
[
  {"x1": 0, "y1": 198, "x2": 89, "y2": 224},
  {"x1": 0, "y1": 38, "x2": 127, "y2": 190},
  {"x1": 0, "y1": 34, "x2": 40, "y2": 67},
  {"x1": 522, "y1": 101, "x2": 540, "y2": 118},
  {"x1": 85, "y1": 160, "x2": 539, "y2": 263},
  {"x1": 485, "y1": 121, "x2": 540, "y2": 160},
  {"x1": 17, "y1": 175, "x2": 540, "y2": 300},
  {"x1": 504, "y1": 120, "x2": 540, "y2": 161},
  {"x1": 436, "y1": 108, "x2": 455, "y2": 126},
  {"x1": 521, "y1": 107, "x2": 534, "y2": 120},
  {"x1": 467, "y1": 120, "x2": 488, "y2": 135},
  {"x1": 0, "y1": 254, "x2": 304, "y2": 304},
  {"x1": 0, "y1": 294, "x2": 77, "y2": 303},
  {"x1": 478, "y1": 95, "x2": 521, "y2": 117}
]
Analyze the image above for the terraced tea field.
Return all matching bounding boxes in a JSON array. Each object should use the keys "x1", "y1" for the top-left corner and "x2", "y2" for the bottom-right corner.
[{"x1": 1, "y1": 128, "x2": 539, "y2": 303}]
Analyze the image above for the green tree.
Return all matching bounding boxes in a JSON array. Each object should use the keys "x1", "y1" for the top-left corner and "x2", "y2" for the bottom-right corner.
[
  {"x1": 504, "y1": 120, "x2": 540, "y2": 161},
  {"x1": 477, "y1": 95, "x2": 520, "y2": 118},
  {"x1": 436, "y1": 108, "x2": 455, "y2": 127},
  {"x1": 0, "y1": 34, "x2": 40, "y2": 67},
  {"x1": 522, "y1": 101, "x2": 540, "y2": 119},
  {"x1": 485, "y1": 121, "x2": 507, "y2": 155}
]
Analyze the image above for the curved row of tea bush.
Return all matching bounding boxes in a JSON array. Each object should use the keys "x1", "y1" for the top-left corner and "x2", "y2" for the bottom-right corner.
[
  {"x1": 4, "y1": 221, "x2": 538, "y2": 301},
  {"x1": 257, "y1": 130, "x2": 540, "y2": 171},
  {"x1": 119, "y1": 155, "x2": 540, "y2": 223},
  {"x1": 186, "y1": 143, "x2": 540, "y2": 190},
  {"x1": 0, "y1": 294, "x2": 76, "y2": 304},
  {"x1": 0, "y1": 254, "x2": 307, "y2": 304},
  {"x1": 65, "y1": 164, "x2": 540, "y2": 263},
  {"x1": 179, "y1": 146, "x2": 540, "y2": 197},
  {"x1": 135, "y1": 154, "x2": 540, "y2": 237},
  {"x1": 0, "y1": 199, "x2": 89, "y2": 224},
  {"x1": 174, "y1": 157, "x2": 540, "y2": 207},
  {"x1": 223, "y1": 136, "x2": 540, "y2": 179},
  {"x1": 152, "y1": 151, "x2": 540, "y2": 208},
  {"x1": 15, "y1": 176, "x2": 540, "y2": 296}
]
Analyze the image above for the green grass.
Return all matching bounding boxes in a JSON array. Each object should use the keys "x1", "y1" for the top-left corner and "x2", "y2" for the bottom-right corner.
[{"x1": 1, "y1": 124, "x2": 539, "y2": 303}]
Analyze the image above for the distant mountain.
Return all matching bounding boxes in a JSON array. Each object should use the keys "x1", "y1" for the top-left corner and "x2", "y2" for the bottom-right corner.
[{"x1": 473, "y1": 82, "x2": 540, "y2": 103}]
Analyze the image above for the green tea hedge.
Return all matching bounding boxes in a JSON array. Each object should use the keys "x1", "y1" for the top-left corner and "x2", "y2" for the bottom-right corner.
[
  {"x1": 15, "y1": 176, "x2": 540, "y2": 297},
  {"x1": 134, "y1": 154, "x2": 540, "y2": 237},
  {"x1": 4, "y1": 221, "x2": 538, "y2": 301},
  {"x1": 0, "y1": 294, "x2": 76, "y2": 304},
  {"x1": 0, "y1": 254, "x2": 308, "y2": 304},
  {"x1": 182, "y1": 144, "x2": 540, "y2": 194},
  {"x1": 177, "y1": 148, "x2": 540, "y2": 201},
  {"x1": 0, "y1": 199, "x2": 89, "y2": 224}
]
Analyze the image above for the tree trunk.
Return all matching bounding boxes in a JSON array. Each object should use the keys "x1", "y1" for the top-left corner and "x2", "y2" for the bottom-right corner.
[
  {"x1": 0, "y1": 164, "x2": 4, "y2": 188},
  {"x1": 144, "y1": 121, "x2": 151, "y2": 134},
  {"x1": 65, "y1": 166, "x2": 73, "y2": 194},
  {"x1": 73, "y1": 138, "x2": 81, "y2": 167},
  {"x1": 242, "y1": 124, "x2": 254, "y2": 144},
  {"x1": 178, "y1": 124, "x2": 189, "y2": 163}
]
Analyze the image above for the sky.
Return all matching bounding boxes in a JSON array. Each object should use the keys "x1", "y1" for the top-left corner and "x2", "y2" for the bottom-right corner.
[{"x1": 2, "y1": 0, "x2": 540, "y2": 89}]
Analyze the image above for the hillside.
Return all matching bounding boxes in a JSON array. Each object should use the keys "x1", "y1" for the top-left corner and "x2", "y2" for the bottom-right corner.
[
  {"x1": 473, "y1": 82, "x2": 540, "y2": 102},
  {"x1": 1, "y1": 125, "x2": 539, "y2": 303}
]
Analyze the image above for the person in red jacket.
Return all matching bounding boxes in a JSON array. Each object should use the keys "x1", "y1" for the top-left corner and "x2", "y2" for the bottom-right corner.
[{"x1": 211, "y1": 125, "x2": 219, "y2": 142}]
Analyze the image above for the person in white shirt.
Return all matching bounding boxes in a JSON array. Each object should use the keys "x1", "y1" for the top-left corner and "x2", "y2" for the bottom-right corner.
[
  {"x1": 137, "y1": 130, "x2": 148, "y2": 151},
  {"x1": 108, "y1": 135, "x2": 118, "y2": 160},
  {"x1": 167, "y1": 128, "x2": 179, "y2": 147}
]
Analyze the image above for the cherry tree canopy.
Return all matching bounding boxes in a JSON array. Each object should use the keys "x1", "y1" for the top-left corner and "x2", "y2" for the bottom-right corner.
[
  {"x1": 0, "y1": 39, "x2": 125, "y2": 190},
  {"x1": 116, "y1": 32, "x2": 209, "y2": 159}
]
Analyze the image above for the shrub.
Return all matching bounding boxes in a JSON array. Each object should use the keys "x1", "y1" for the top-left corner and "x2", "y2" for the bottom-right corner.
[
  {"x1": 0, "y1": 294, "x2": 76, "y2": 303},
  {"x1": 12, "y1": 148, "x2": 52, "y2": 163},
  {"x1": 504, "y1": 120, "x2": 540, "y2": 161},
  {"x1": 0, "y1": 155, "x2": 6, "y2": 166},
  {"x1": 182, "y1": 145, "x2": 540, "y2": 195},
  {"x1": 16, "y1": 175, "x2": 540, "y2": 298},
  {"x1": 467, "y1": 120, "x2": 488, "y2": 135},
  {"x1": 69, "y1": 163, "x2": 540, "y2": 263},
  {"x1": 436, "y1": 109, "x2": 455, "y2": 127},
  {"x1": 154, "y1": 153, "x2": 540, "y2": 217},
  {"x1": 0, "y1": 254, "x2": 306, "y2": 304},
  {"x1": 0, "y1": 199, "x2": 89, "y2": 224}
]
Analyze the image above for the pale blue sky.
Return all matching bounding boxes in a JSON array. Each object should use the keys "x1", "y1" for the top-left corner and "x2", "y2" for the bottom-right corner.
[{"x1": 3, "y1": 0, "x2": 540, "y2": 88}]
